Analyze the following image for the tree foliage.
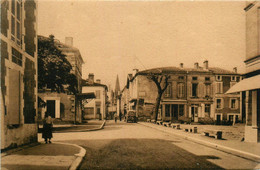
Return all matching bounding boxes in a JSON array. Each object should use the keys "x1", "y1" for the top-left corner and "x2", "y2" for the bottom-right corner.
[
  {"x1": 147, "y1": 74, "x2": 170, "y2": 121},
  {"x1": 38, "y1": 35, "x2": 78, "y2": 94}
]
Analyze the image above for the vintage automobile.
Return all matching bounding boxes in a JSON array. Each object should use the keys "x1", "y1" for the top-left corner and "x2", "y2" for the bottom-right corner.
[{"x1": 125, "y1": 110, "x2": 137, "y2": 123}]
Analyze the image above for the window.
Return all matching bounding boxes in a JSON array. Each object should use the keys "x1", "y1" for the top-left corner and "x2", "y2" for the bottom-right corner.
[
  {"x1": 216, "y1": 99, "x2": 222, "y2": 109},
  {"x1": 205, "y1": 77, "x2": 210, "y2": 81},
  {"x1": 11, "y1": 0, "x2": 22, "y2": 45},
  {"x1": 205, "y1": 104, "x2": 211, "y2": 115},
  {"x1": 177, "y1": 83, "x2": 185, "y2": 98},
  {"x1": 165, "y1": 104, "x2": 170, "y2": 117},
  {"x1": 192, "y1": 77, "x2": 197, "y2": 81},
  {"x1": 230, "y1": 99, "x2": 237, "y2": 109},
  {"x1": 179, "y1": 105, "x2": 184, "y2": 116},
  {"x1": 95, "y1": 90, "x2": 100, "y2": 99},
  {"x1": 216, "y1": 75, "x2": 222, "y2": 81},
  {"x1": 216, "y1": 82, "x2": 223, "y2": 94},
  {"x1": 178, "y1": 76, "x2": 184, "y2": 80},
  {"x1": 12, "y1": 47, "x2": 22, "y2": 66},
  {"x1": 205, "y1": 84, "x2": 211, "y2": 97},
  {"x1": 164, "y1": 83, "x2": 171, "y2": 97},
  {"x1": 192, "y1": 83, "x2": 198, "y2": 97},
  {"x1": 231, "y1": 76, "x2": 236, "y2": 81}
]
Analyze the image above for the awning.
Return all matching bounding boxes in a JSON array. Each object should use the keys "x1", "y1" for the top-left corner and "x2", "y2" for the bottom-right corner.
[
  {"x1": 226, "y1": 75, "x2": 260, "y2": 94},
  {"x1": 76, "y1": 92, "x2": 96, "y2": 100}
]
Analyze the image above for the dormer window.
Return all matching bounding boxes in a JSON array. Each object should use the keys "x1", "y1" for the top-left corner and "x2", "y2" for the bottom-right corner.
[{"x1": 216, "y1": 75, "x2": 222, "y2": 81}]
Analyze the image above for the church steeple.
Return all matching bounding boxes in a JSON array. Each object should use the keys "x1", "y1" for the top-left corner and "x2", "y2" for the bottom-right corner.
[{"x1": 114, "y1": 75, "x2": 120, "y2": 97}]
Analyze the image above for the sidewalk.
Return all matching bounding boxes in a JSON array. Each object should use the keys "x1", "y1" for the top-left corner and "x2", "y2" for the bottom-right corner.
[
  {"x1": 139, "y1": 122, "x2": 260, "y2": 163},
  {"x1": 1, "y1": 142, "x2": 86, "y2": 170},
  {"x1": 38, "y1": 120, "x2": 106, "y2": 133}
]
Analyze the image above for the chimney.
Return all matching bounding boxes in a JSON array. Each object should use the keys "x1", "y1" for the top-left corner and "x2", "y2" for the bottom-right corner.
[
  {"x1": 194, "y1": 62, "x2": 199, "y2": 69},
  {"x1": 96, "y1": 79, "x2": 101, "y2": 84},
  {"x1": 88, "y1": 73, "x2": 94, "y2": 84},
  {"x1": 65, "y1": 37, "x2": 73, "y2": 46},
  {"x1": 233, "y1": 67, "x2": 237, "y2": 73},
  {"x1": 180, "y1": 63, "x2": 184, "y2": 68},
  {"x1": 133, "y1": 68, "x2": 139, "y2": 76},
  {"x1": 203, "y1": 60, "x2": 209, "y2": 70}
]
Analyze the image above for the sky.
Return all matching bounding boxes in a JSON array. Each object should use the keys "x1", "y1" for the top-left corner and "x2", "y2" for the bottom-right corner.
[{"x1": 38, "y1": 1, "x2": 246, "y2": 90}]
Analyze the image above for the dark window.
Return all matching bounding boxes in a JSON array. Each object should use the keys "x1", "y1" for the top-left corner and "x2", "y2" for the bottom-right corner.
[
  {"x1": 179, "y1": 105, "x2": 184, "y2": 116},
  {"x1": 1, "y1": 0, "x2": 9, "y2": 37},
  {"x1": 216, "y1": 99, "x2": 222, "y2": 109},
  {"x1": 205, "y1": 77, "x2": 210, "y2": 81},
  {"x1": 12, "y1": 47, "x2": 22, "y2": 66},
  {"x1": 231, "y1": 99, "x2": 236, "y2": 109},
  {"x1": 192, "y1": 83, "x2": 198, "y2": 97},
  {"x1": 165, "y1": 104, "x2": 170, "y2": 117},
  {"x1": 205, "y1": 104, "x2": 210, "y2": 113},
  {"x1": 192, "y1": 77, "x2": 197, "y2": 81}
]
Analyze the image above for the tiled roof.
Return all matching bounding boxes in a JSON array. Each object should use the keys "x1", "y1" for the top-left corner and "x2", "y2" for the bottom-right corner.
[
  {"x1": 137, "y1": 66, "x2": 238, "y2": 75},
  {"x1": 82, "y1": 80, "x2": 108, "y2": 90}
]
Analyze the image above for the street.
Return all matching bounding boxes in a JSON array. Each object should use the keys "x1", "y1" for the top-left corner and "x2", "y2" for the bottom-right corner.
[{"x1": 40, "y1": 121, "x2": 259, "y2": 169}]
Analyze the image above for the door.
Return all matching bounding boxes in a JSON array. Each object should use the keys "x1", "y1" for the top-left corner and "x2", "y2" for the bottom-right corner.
[
  {"x1": 191, "y1": 105, "x2": 198, "y2": 122},
  {"x1": 216, "y1": 115, "x2": 221, "y2": 125},
  {"x1": 47, "y1": 100, "x2": 55, "y2": 118},
  {"x1": 173, "y1": 105, "x2": 178, "y2": 120}
]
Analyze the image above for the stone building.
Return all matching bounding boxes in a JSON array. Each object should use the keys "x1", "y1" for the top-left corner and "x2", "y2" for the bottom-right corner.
[
  {"x1": 123, "y1": 61, "x2": 241, "y2": 124},
  {"x1": 1, "y1": 0, "x2": 38, "y2": 149},
  {"x1": 227, "y1": 2, "x2": 260, "y2": 142},
  {"x1": 38, "y1": 37, "x2": 84, "y2": 123},
  {"x1": 82, "y1": 74, "x2": 108, "y2": 120}
]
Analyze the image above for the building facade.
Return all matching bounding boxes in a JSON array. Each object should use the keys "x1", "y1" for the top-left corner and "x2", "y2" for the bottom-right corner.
[
  {"x1": 1, "y1": 0, "x2": 38, "y2": 149},
  {"x1": 228, "y1": 2, "x2": 260, "y2": 142},
  {"x1": 123, "y1": 61, "x2": 241, "y2": 124},
  {"x1": 38, "y1": 37, "x2": 84, "y2": 123},
  {"x1": 82, "y1": 74, "x2": 108, "y2": 120}
]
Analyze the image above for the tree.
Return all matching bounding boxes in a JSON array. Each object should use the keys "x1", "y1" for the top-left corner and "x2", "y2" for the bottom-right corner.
[
  {"x1": 38, "y1": 35, "x2": 78, "y2": 94},
  {"x1": 147, "y1": 73, "x2": 170, "y2": 121}
]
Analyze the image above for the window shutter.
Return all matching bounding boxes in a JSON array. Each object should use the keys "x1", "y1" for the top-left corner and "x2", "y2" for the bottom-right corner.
[{"x1": 8, "y1": 69, "x2": 20, "y2": 125}]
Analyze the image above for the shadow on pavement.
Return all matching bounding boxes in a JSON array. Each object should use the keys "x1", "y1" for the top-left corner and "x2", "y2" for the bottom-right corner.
[{"x1": 61, "y1": 138, "x2": 224, "y2": 170}]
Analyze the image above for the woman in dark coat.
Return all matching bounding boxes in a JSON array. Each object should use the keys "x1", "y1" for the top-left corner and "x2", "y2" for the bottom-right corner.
[{"x1": 42, "y1": 112, "x2": 53, "y2": 144}]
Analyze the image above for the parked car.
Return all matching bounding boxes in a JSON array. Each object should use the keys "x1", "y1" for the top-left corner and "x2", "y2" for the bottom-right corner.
[{"x1": 126, "y1": 110, "x2": 137, "y2": 123}]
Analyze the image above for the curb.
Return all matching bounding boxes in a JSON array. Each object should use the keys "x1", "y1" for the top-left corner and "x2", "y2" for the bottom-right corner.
[
  {"x1": 53, "y1": 120, "x2": 107, "y2": 133},
  {"x1": 139, "y1": 122, "x2": 260, "y2": 163},
  {"x1": 54, "y1": 142, "x2": 86, "y2": 170}
]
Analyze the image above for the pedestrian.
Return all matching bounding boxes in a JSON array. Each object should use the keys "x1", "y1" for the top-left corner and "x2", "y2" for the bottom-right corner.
[
  {"x1": 114, "y1": 114, "x2": 117, "y2": 123},
  {"x1": 42, "y1": 112, "x2": 53, "y2": 144}
]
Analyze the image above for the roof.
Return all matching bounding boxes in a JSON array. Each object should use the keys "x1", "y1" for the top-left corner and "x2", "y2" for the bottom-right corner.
[
  {"x1": 137, "y1": 66, "x2": 239, "y2": 76},
  {"x1": 76, "y1": 92, "x2": 96, "y2": 100},
  {"x1": 226, "y1": 75, "x2": 260, "y2": 94},
  {"x1": 82, "y1": 80, "x2": 108, "y2": 90}
]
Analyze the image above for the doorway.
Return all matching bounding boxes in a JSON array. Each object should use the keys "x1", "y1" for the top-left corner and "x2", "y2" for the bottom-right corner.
[
  {"x1": 191, "y1": 105, "x2": 198, "y2": 122},
  {"x1": 47, "y1": 100, "x2": 55, "y2": 118},
  {"x1": 216, "y1": 115, "x2": 221, "y2": 125}
]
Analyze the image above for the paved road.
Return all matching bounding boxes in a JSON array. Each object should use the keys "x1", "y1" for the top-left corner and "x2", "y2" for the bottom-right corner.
[{"x1": 48, "y1": 120, "x2": 259, "y2": 169}]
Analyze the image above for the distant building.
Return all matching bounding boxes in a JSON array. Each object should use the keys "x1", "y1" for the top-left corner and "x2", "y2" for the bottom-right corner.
[
  {"x1": 123, "y1": 61, "x2": 241, "y2": 124},
  {"x1": 82, "y1": 74, "x2": 108, "y2": 120},
  {"x1": 1, "y1": 0, "x2": 38, "y2": 149},
  {"x1": 38, "y1": 37, "x2": 85, "y2": 123},
  {"x1": 227, "y1": 2, "x2": 260, "y2": 142}
]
